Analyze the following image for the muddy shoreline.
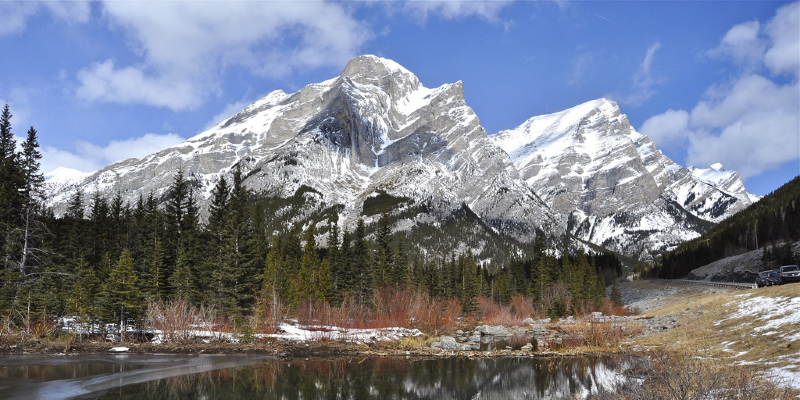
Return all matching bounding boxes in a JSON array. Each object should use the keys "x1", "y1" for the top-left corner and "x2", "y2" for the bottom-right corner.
[{"x1": 0, "y1": 338, "x2": 623, "y2": 361}]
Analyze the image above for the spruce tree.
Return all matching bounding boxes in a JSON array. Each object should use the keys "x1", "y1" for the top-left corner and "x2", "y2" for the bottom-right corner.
[
  {"x1": 374, "y1": 211, "x2": 393, "y2": 288},
  {"x1": 297, "y1": 226, "x2": 321, "y2": 304},
  {"x1": 15, "y1": 126, "x2": 45, "y2": 274},
  {"x1": 101, "y1": 249, "x2": 142, "y2": 336},
  {"x1": 263, "y1": 237, "x2": 285, "y2": 311},
  {"x1": 351, "y1": 218, "x2": 373, "y2": 307},
  {"x1": 0, "y1": 104, "x2": 23, "y2": 270},
  {"x1": 460, "y1": 253, "x2": 480, "y2": 315}
]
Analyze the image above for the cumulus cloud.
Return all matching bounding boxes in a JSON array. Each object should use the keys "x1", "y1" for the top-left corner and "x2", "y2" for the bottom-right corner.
[
  {"x1": 0, "y1": 1, "x2": 90, "y2": 35},
  {"x1": 764, "y1": 2, "x2": 800, "y2": 76},
  {"x1": 639, "y1": 109, "x2": 690, "y2": 149},
  {"x1": 640, "y1": 2, "x2": 799, "y2": 180},
  {"x1": 708, "y1": 20, "x2": 764, "y2": 69},
  {"x1": 41, "y1": 133, "x2": 186, "y2": 174},
  {"x1": 76, "y1": 1, "x2": 371, "y2": 110},
  {"x1": 619, "y1": 42, "x2": 662, "y2": 107}
]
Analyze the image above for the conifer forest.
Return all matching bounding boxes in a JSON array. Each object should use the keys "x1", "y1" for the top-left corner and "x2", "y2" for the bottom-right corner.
[{"x1": 1, "y1": 103, "x2": 623, "y2": 335}]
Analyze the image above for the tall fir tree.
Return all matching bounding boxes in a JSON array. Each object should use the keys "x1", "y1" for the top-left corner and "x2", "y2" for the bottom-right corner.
[
  {"x1": 100, "y1": 249, "x2": 142, "y2": 335},
  {"x1": 374, "y1": 211, "x2": 393, "y2": 288}
]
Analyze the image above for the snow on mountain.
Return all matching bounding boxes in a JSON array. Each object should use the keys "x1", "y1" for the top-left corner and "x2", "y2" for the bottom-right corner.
[
  {"x1": 45, "y1": 55, "x2": 556, "y2": 255},
  {"x1": 43, "y1": 57, "x2": 757, "y2": 261},
  {"x1": 492, "y1": 98, "x2": 757, "y2": 260}
]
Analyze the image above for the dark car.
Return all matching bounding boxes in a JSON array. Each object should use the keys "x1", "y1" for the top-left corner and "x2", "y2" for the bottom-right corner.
[
  {"x1": 756, "y1": 270, "x2": 780, "y2": 287},
  {"x1": 778, "y1": 265, "x2": 800, "y2": 284}
]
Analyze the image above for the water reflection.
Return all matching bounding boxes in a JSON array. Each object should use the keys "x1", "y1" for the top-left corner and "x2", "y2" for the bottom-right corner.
[{"x1": 93, "y1": 356, "x2": 625, "y2": 399}]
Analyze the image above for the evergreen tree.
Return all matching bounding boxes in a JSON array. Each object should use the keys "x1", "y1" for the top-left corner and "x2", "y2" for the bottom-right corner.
[
  {"x1": 460, "y1": 253, "x2": 480, "y2": 315},
  {"x1": 0, "y1": 104, "x2": 24, "y2": 270},
  {"x1": 297, "y1": 226, "x2": 324, "y2": 304},
  {"x1": 374, "y1": 211, "x2": 393, "y2": 288},
  {"x1": 100, "y1": 249, "x2": 142, "y2": 336},
  {"x1": 262, "y1": 236, "x2": 285, "y2": 317},
  {"x1": 13, "y1": 126, "x2": 45, "y2": 275},
  {"x1": 392, "y1": 238, "x2": 409, "y2": 286},
  {"x1": 351, "y1": 219, "x2": 373, "y2": 307}
]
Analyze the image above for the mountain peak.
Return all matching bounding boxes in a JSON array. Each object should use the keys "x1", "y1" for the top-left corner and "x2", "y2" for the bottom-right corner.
[{"x1": 340, "y1": 55, "x2": 421, "y2": 96}]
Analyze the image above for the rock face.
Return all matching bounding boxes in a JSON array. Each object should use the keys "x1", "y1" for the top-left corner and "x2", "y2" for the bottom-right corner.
[
  {"x1": 45, "y1": 56, "x2": 756, "y2": 261},
  {"x1": 45, "y1": 55, "x2": 556, "y2": 261},
  {"x1": 491, "y1": 99, "x2": 756, "y2": 260}
]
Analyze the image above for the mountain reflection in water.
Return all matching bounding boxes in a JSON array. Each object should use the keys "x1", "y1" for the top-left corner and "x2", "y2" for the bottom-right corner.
[{"x1": 95, "y1": 356, "x2": 625, "y2": 399}]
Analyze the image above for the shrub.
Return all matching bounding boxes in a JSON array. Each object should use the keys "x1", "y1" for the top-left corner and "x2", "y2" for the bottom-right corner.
[{"x1": 595, "y1": 351, "x2": 793, "y2": 400}]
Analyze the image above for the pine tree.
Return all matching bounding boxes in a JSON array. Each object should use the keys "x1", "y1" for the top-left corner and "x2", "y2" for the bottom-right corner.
[
  {"x1": 374, "y1": 211, "x2": 393, "y2": 288},
  {"x1": 0, "y1": 104, "x2": 24, "y2": 270},
  {"x1": 351, "y1": 219, "x2": 373, "y2": 307},
  {"x1": 326, "y1": 219, "x2": 342, "y2": 302},
  {"x1": 101, "y1": 249, "x2": 142, "y2": 337},
  {"x1": 14, "y1": 126, "x2": 45, "y2": 275},
  {"x1": 392, "y1": 238, "x2": 408, "y2": 286},
  {"x1": 262, "y1": 236, "x2": 285, "y2": 318},
  {"x1": 460, "y1": 253, "x2": 480, "y2": 315},
  {"x1": 297, "y1": 226, "x2": 322, "y2": 304}
]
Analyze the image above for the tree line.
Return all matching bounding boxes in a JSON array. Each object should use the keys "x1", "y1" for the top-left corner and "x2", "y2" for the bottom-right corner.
[{"x1": 0, "y1": 103, "x2": 621, "y2": 333}]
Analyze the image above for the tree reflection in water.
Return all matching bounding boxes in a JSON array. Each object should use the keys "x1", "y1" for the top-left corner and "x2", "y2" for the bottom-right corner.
[{"x1": 98, "y1": 356, "x2": 626, "y2": 399}]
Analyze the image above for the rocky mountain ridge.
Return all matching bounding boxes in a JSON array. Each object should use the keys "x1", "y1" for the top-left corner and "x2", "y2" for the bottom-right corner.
[
  {"x1": 45, "y1": 55, "x2": 756, "y2": 262},
  {"x1": 491, "y1": 98, "x2": 756, "y2": 259}
]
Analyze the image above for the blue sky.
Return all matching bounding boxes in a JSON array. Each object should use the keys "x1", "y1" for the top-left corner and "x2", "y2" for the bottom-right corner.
[{"x1": 0, "y1": 0, "x2": 797, "y2": 196}]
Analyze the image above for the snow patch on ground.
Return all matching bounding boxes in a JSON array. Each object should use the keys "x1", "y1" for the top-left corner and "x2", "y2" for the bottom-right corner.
[{"x1": 723, "y1": 296, "x2": 800, "y2": 340}]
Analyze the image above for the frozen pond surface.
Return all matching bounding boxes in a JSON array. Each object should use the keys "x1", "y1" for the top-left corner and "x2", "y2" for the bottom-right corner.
[{"x1": 0, "y1": 354, "x2": 627, "y2": 399}]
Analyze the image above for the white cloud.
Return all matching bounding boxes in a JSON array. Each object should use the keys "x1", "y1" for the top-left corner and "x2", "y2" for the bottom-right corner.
[
  {"x1": 0, "y1": 2, "x2": 39, "y2": 35},
  {"x1": 639, "y1": 109, "x2": 690, "y2": 149},
  {"x1": 401, "y1": 0, "x2": 515, "y2": 21},
  {"x1": 76, "y1": 60, "x2": 208, "y2": 110},
  {"x1": 41, "y1": 133, "x2": 186, "y2": 174},
  {"x1": 708, "y1": 20, "x2": 764, "y2": 69},
  {"x1": 76, "y1": 1, "x2": 371, "y2": 110},
  {"x1": 640, "y1": 3, "x2": 799, "y2": 180},
  {"x1": 0, "y1": 1, "x2": 90, "y2": 35},
  {"x1": 763, "y1": 2, "x2": 800, "y2": 76},
  {"x1": 619, "y1": 42, "x2": 662, "y2": 107}
]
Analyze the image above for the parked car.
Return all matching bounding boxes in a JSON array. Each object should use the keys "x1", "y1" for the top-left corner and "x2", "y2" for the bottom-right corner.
[
  {"x1": 756, "y1": 270, "x2": 780, "y2": 287},
  {"x1": 778, "y1": 265, "x2": 800, "y2": 284}
]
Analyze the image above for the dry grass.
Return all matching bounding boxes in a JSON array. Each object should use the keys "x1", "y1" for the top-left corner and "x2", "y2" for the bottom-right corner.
[
  {"x1": 555, "y1": 320, "x2": 642, "y2": 350},
  {"x1": 627, "y1": 281, "x2": 800, "y2": 383},
  {"x1": 595, "y1": 350, "x2": 794, "y2": 400}
]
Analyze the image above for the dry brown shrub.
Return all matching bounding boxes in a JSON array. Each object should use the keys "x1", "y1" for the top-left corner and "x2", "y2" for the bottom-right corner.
[
  {"x1": 509, "y1": 294, "x2": 534, "y2": 320},
  {"x1": 476, "y1": 296, "x2": 530, "y2": 326},
  {"x1": 252, "y1": 295, "x2": 287, "y2": 334},
  {"x1": 145, "y1": 299, "x2": 204, "y2": 343},
  {"x1": 409, "y1": 291, "x2": 460, "y2": 335},
  {"x1": 595, "y1": 298, "x2": 638, "y2": 316},
  {"x1": 373, "y1": 285, "x2": 413, "y2": 328},
  {"x1": 596, "y1": 351, "x2": 794, "y2": 400}
]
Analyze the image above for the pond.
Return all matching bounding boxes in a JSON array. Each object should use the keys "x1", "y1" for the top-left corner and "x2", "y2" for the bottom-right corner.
[{"x1": 0, "y1": 354, "x2": 627, "y2": 399}]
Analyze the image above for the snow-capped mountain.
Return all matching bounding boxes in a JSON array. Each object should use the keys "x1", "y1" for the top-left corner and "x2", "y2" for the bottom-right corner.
[
  {"x1": 491, "y1": 98, "x2": 756, "y2": 259},
  {"x1": 45, "y1": 56, "x2": 756, "y2": 262},
  {"x1": 46, "y1": 55, "x2": 557, "y2": 259}
]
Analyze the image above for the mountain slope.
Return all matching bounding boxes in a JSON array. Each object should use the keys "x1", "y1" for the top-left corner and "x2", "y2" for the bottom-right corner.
[
  {"x1": 45, "y1": 57, "x2": 758, "y2": 262},
  {"x1": 491, "y1": 99, "x2": 756, "y2": 260},
  {"x1": 46, "y1": 55, "x2": 560, "y2": 260}
]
